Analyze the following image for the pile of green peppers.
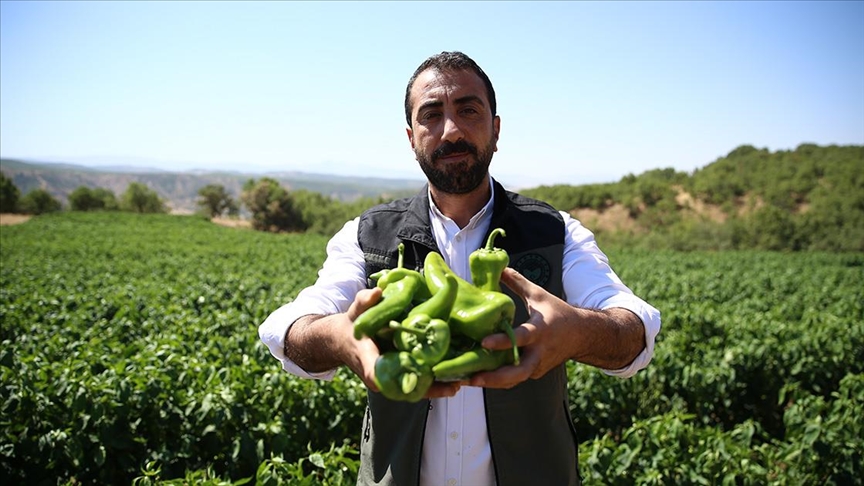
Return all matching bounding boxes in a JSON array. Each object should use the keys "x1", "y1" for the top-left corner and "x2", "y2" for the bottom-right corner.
[{"x1": 353, "y1": 229, "x2": 520, "y2": 402}]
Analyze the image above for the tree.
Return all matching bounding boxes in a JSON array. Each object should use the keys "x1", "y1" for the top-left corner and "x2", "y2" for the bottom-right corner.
[
  {"x1": 93, "y1": 188, "x2": 119, "y2": 210},
  {"x1": 19, "y1": 189, "x2": 62, "y2": 215},
  {"x1": 0, "y1": 172, "x2": 21, "y2": 213},
  {"x1": 120, "y1": 182, "x2": 166, "y2": 213},
  {"x1": 69, "y1": 186, "x2": 118, "y2": 211},
  {"x1": 240, "y1": 178, "x2": 305, "y2": 232},
  {"x1": 196, "y1": 184, "x2": 238, "y2": 218}
]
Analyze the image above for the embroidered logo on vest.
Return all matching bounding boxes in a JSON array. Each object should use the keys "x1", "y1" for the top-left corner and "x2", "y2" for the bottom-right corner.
[{"x1": 513, "y1": 253, "x2": 551, "y2": 287}]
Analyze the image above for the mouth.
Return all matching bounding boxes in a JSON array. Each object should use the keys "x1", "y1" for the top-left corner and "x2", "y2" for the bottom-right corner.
[
  {"x1": 432, "y1": 140, "x2": 477, "y2": 163},
  {"x1": 438, "y1": 152, "x2": 468, "y2": 160}
]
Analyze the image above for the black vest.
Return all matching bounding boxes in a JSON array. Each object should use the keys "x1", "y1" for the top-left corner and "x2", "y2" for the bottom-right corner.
[{"x1": 356, "y1": 180, "x2": 580, "y2": 486}]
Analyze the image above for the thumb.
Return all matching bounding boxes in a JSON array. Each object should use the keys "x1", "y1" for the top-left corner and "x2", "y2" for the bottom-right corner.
[
  {"x1": 347, "y1": 287, "x2": 382, "y2": 321},
  {"x1": 500, "y1": 267, "x2": 540, "y2": 299}
]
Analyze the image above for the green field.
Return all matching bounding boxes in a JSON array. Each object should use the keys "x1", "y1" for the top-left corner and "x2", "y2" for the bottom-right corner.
[{"x1": 1, "y1": 213, "x2": 862, "y2": 485}]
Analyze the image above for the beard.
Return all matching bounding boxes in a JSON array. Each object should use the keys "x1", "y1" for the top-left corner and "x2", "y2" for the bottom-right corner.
[{"x1": 415, "y1": 137, "x2": 495, "y2": 195}]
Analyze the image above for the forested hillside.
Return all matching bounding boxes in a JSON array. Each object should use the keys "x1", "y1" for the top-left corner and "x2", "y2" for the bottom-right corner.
[
  {"x1": 522, "y1": 144, "x2": 864, "y2": 251},
  {"x1": 3, "y1": 144, "x2": 862, "y2": 251},
  {"x1": 0, "y1": 159, "x2": 423, "y2": 212}
]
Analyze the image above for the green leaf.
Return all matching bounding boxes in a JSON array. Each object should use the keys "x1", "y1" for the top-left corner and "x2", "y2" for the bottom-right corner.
[{"x1": 309, "y1": 452, "x2": 325, "y2": 468}]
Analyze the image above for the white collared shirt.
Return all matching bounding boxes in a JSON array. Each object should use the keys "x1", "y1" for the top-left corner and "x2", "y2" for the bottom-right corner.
[{"x1": 258, "y1": 182, "x2": 661, "y2": 486}]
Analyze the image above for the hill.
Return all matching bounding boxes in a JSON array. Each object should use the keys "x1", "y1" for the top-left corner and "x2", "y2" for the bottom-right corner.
[
  {"x1": 521, "y1": 143, "x2": 864, "y2": 251},
  {"x1": 3, "y1": 143, "x2": 863, "y2": 251},
  {"x1": 0, "y1": 158, "x2": 424, "y2": 213}
]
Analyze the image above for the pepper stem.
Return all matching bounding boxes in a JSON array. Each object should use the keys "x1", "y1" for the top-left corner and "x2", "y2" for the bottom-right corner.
[
  {"x1": 397, "y1": 242, "x2": 405, "y2": 268},
  {"x1": 485, "y1": 228, "x2": 506, "y2": 250},
  {"x1": 501, "y1": 320, "x2": 520, "y2": 366},
  {"x1": 401, "y1": 372, "x2": 418, "y2": 394},
  {"x1": 388, "y1": 321, "x2": 426, "y2": 336}
]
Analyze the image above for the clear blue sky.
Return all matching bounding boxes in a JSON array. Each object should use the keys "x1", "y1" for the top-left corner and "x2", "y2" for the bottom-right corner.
[{"x1": 1, "y1": 1, "x2": 862, "y2": 187}]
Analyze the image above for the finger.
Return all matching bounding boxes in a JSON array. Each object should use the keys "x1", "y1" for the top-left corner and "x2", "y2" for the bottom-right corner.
[
  {"x1": 365, "y1": 375, "x2": 380, "y2": 393},
  {"x1": 468, "y1": 351, "x2": 539, "y2": 389},
  {"x1": 500, "y1": 267, "x2": 541, "y2": 301},
  {"x1": 347, "y1": 287, "x2": 382, "y2": 320},
  {"x1": 480, "y1": 324, "x2": 536, "y2": 350},
  {"x1": 349, "y1": 336, "x2": 382, "y2": 392},
  {"x1": 425, "y1": 381, "x2": 461, "y2": 399}
]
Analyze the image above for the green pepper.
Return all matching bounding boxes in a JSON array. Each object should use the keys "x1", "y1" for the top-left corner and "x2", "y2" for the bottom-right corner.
[
  {"x1": 373, "y1": 351, "x2": 434, "y2": 402},
  {"x1": 370, "y1": 242, "x2": 431, "y2": 302},
  {"x1": 387, "y1": 271, "x2": 457, "y2": 365},
  {"x1": 354, "y1": 243, "x2": 425, "y2": 340},
  {"x1": 390, "y1": 315, "x2": 451, "y2": 365},
  {"x1": 409, "y1": 273, "x2": 458, "y2": 320},
  {"x1": 432, "y1": 347, "x2": 515, "y2": 382},
  {"x1": 423, "y1": 251, "x2": 520, "y2": 365},
  {"x1": 470, "y1": 228, "x2": 509, "y2": 292}
]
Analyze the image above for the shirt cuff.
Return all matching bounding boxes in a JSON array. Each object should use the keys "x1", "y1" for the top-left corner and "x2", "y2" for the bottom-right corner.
[
  {"x1": 258, "y1": 303, "x2": 338, "y2": 381},
  {"x1": 597, "y1": 295, "x2": 661, "y2": 379}
]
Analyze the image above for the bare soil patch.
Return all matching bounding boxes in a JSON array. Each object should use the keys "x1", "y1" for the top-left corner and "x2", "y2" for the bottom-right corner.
[
  {"x1": 212, "y1": 217, "x2": 252, "y2": 229},
  {"x1": 0, "y1": 214, "x2": 31, "y2": 225},
  {"x1": 571, "y1": 204, "x2": 640, "y2": 234},
  {"x1": 675, "y1": 191, "x2": 727, "y2": 222}
]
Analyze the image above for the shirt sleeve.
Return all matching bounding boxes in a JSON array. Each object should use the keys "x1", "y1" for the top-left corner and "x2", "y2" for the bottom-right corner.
[
  {"x1": 257, "y1": 218, "x2": 367, "y2": 380},
  {"x1": 559, "y1": 211, "x2": 661, "y2": 379}
]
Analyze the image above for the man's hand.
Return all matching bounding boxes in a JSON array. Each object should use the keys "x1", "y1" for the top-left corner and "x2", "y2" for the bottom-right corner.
[
  {"x1": 341, "y1": 287, "x2": 386, "y2": 392},
  {"x1": 288, "y1": 288, "x2": 461, "y2": 399},
  {"x1": 466, "y1": 267, "x2": 577, "y2": 388},
  {"x1": 467, "y1": 267, "x2": 645, "y2": 389},
  {"x1": 343, "y1": 288, "x2": 462, "y2": 398}
]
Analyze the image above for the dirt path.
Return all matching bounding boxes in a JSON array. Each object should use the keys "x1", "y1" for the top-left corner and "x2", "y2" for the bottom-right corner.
[
  {"x1": 0, "y1": 214, "x2": 31, "y2": 225},
  {"x1": 211, "y1": 217, "x2": 251, "y2": 229}
]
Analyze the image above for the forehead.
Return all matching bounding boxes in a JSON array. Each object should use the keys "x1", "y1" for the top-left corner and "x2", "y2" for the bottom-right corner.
[{"x1": 409, "y1": 68, "x2": 488, "y2": 111}]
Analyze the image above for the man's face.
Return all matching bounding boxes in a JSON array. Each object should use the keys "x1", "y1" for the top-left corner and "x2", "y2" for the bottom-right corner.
[{"x1": 406, "y1": 68, "x2": 500, "y2": 195}]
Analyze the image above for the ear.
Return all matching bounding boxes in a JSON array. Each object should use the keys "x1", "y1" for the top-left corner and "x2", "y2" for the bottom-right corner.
[
  {"x1": 406, "y1": 127, "x2": 415, "y2": 149},
  {"x1": 492, "y1": 116, "x2": 501, "y2": 152}
]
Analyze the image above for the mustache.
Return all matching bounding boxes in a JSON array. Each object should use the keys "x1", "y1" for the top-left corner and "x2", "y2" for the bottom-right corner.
[{"x1": 432, "y1": 139, "x2": 478, "y2": 161}]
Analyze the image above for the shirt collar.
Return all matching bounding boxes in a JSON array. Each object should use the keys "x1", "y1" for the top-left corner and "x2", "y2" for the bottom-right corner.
[{"x1": 427, "y1": 174, "x2": 496, "y2": 230}]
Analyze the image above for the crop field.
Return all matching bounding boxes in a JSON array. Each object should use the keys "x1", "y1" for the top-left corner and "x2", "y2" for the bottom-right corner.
[{"x1": 1, "y1": 212, "x2": 862, "y2": 485}]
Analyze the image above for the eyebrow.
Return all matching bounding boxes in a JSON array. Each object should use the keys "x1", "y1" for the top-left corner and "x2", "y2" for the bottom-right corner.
[
  {"x1": 454, "y1": 95, "x2": 485, "y2": 107},
  {"x1": 417, "y1": 95, "x2": 486, "y2": 114}
]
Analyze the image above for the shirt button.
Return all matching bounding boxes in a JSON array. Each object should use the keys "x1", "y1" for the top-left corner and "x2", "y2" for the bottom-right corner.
[
  {"x1": 455, "y1": 235, "x2": 462, "y2": 242},
  {"x1": 448, "y1": 479, "x2": 457, "y2": 486},
  {"x1": 450, "y1": 431, "x2": 458, "y2": 440}
]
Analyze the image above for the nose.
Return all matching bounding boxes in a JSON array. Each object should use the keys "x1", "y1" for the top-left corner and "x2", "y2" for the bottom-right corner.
[{"x1": 441, "y1": 113, "x2": 464, "y2": 143}]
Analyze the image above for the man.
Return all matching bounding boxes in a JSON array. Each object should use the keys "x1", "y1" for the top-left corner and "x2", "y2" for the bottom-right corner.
[{"x1": 259, "y1": 51, "x2": 661, "y2": 486}]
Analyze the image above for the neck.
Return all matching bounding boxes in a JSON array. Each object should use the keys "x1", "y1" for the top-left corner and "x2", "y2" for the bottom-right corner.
[{"x1": 429, "y1": 177, "x2": 492, "y2": 229}]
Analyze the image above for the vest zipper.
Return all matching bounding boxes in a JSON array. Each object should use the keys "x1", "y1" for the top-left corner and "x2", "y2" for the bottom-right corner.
[
  {"x1": 414, "y1": 399, "x2": 432, "y2": 485},
  {"x1": 483, "y1": 388, "x2": 501, "y2": 485}
]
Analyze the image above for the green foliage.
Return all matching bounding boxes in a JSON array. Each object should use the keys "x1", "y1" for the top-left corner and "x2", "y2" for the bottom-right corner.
[
  {"x1": 239, "y1": 184, "x2": 390, "y2": 237},
  {"x1": 1, "y1": 212, "x2": 364, "y2": 484},
  {"x1": 2, "y1": 213, "x2": 861, "y2": 484},
  {"x1": 523, "y1": 144, "x2": 864, "y2": 252},
  {"x1": 241, "y1": 178, "x2": 306, "y2": 233},
  {"x1": 0, "y1": 171, "x2": 20, "y2": 213},
  {"x1": 251, "y1": 443, "x2": 360, "y2": 486},
  {"x1": 522, "y1": 182, "x2": 617, "y2": 211},
  {"x1": 579, "y1": 373, "x2": 863, "y2": 484},
  {"x1": 69, "y1": 185, "x2": 119, "y2": 211},
  {"x1": 19, "y1": 188, "x2": 62, "y2": 214},
  {"x1": 121, "y1": 182, "x2": 167, "y2": 213},
  {"x1": 132, "y1": 443, "x2": 360, "y2": 486},
  {"x1": 291, "y1": 189, "x2": 390, "y2": 237},
  {"x1": 197, "y1": 184, "x2": 239, "y2": 218}
]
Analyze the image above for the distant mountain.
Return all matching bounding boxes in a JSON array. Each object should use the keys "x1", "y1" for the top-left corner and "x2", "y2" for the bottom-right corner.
[{"x1": 0, "y1": 158, "x2": 425, "y2": 213}]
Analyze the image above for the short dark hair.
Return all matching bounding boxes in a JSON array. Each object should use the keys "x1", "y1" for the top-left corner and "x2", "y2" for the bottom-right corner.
[{"x1": 404, "y1": 51, "x2": 497, "y2": 127}]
